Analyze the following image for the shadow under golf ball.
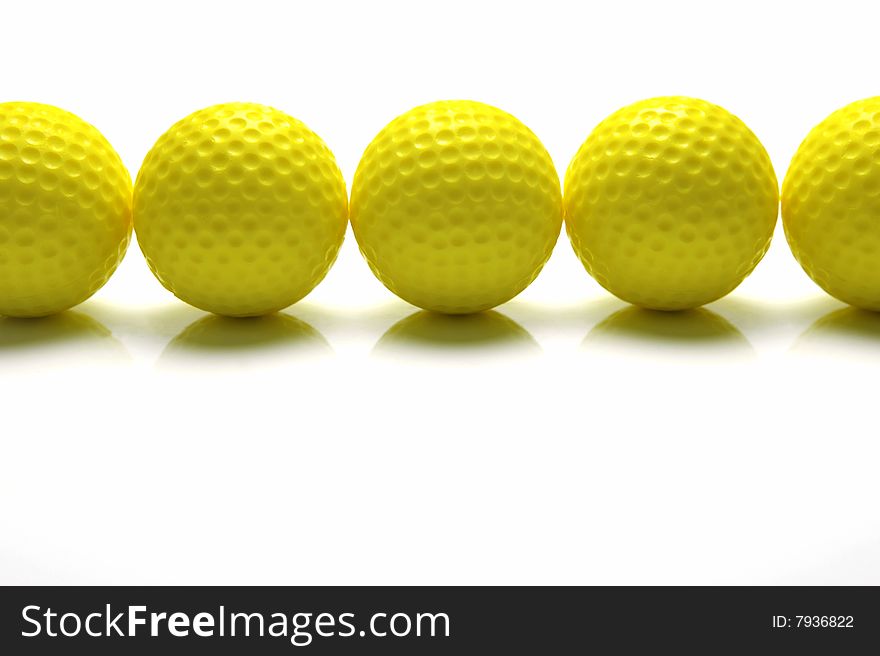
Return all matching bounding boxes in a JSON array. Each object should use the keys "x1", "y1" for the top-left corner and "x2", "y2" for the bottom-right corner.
[
  {"x1": 373, "y1": 310, "x2": 540, "y2": 358},
  {"x1": 794, "y1": 307, "x2": 880, "y2": 356},
  {"x1": 160, "y1": 313, "x2": 332, "y2": 365},
  {"x1": 0, "y1": 311, "x2": 127, "y2": 361},
  {"x1": 583, "y1": 306, "x2": 753, "y2": 355}
]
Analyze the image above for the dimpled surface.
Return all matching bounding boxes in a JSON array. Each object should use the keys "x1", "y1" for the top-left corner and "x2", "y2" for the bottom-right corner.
[
  {"x1": 782, "y1": 97, "x2": 880, "y2": 310},
  {"x1": 0, "y1": 102, "x2": 131, "y2": 317},
  {"x1": 133, "y1": 103, "x2": 348, "y2": 317},
  {"x1": 350, "y1": 100, "x2": 562, "y2": 314},
  {"x1": 564, "y1": 97, "x2": 779, "y2": 310}
]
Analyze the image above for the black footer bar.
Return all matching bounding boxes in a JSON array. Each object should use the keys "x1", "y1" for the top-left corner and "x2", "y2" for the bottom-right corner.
[{"x1": 2, "y1": 586, "x2": 877, "y2": 654}]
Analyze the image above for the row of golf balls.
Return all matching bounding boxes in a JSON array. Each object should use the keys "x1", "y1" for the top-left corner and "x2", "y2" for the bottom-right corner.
[{"x1": 0, "y1": 96, "x2": 877, "y2": 318}]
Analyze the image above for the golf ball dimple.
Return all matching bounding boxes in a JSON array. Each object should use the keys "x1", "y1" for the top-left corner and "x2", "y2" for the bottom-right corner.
[
  {"x1": 133, "y1": 103, "x2": 348, "y2": 317},
  {"x1": 349, "y1": 100, "x2": 562, "y2": 314},
  {"x1": 782, "y1": 97, "x2": 880, "y2": 310},
  {"x1": 564, "y1": 96, "x2": 779, "y2": 311},
  {"x1": 0, "y1": 102, "x2": 132, "y2": 318}
]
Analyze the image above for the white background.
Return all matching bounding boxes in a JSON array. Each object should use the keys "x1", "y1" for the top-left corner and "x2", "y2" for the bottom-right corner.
[{"x1": 1, "y1": 0, "x2": 878, "y2": 584}]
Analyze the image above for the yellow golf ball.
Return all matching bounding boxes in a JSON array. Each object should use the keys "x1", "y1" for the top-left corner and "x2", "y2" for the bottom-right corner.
[
  {"x1": 564, "y1": 96, "x2": 779, "y2": 310},
  {"x1": 133, "y1": 103, "x2": 348, "y2": 317},
  {"x1": 783, "y1": 97, "x2": 880, "y2": 310},
  {"x1": 350, "y1": 100, "x2": 562, "y2": 314},
  {"x1": 0, "y1": 102, "x2": 131, "y2": 318}
]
